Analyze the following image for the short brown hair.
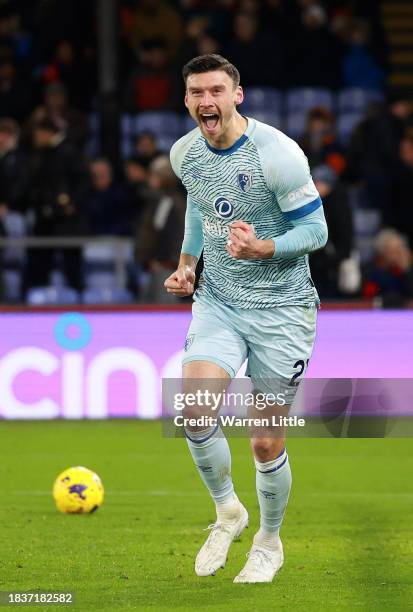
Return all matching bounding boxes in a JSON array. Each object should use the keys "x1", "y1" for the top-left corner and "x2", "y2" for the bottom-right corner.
[{"x1": 182, "y1": 54, "x2": 240, "y2": 87}]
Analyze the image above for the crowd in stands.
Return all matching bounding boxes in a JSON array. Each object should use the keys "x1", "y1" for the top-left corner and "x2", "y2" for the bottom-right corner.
[{"x1": 0, "y1": 0, "x2": 412, "y2": 306}]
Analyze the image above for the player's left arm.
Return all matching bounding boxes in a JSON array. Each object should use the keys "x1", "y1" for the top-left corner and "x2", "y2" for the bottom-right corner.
[
  {"x1": 226, "y1": 209, "x2": 327, "y2": 259},
  {"x1": 227, "y1": 139, "x2": 328, "y2": 260}
]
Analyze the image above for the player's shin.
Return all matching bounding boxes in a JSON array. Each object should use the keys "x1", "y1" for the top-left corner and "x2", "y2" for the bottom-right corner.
[
  {"x1": 254, "y1": 447, "x2": 292, "y2": 549},
  {"x1": 185, "y1": 426, "x2": 239, "y2": 521}
]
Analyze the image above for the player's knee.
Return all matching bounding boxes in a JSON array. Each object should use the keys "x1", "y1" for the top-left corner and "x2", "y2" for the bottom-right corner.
[{"x1": 250, "y1": 437, "x2": 285, "y2": 462}]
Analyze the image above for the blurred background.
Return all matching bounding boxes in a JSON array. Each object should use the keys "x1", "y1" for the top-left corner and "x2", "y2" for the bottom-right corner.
[{"x1": 0, "y1": 0, "x2": 412, "y2": 308}]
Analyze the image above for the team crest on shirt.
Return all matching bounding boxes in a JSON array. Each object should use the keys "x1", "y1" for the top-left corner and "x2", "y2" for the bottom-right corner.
[
  {"x1": 238, "y1": 169, "x2": 253, "y2": 193},
  {"x1": 184, "y1": 334, "x2": 195, "y2": 351}
]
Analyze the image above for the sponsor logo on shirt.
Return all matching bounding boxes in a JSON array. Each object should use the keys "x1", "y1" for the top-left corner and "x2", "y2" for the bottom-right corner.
[
  {"x1": 287, "y1": 179, "x2": 316, "y2": 204},
  {"x1": 214, "y1": 196, "x2": 234, "y2": 219},
  {"x1": 204, "y1": 218, "x2": 230, "y2": 238}
]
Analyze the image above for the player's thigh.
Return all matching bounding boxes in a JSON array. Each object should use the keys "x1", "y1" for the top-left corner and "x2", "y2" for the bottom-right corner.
[
  {"x1": 182, "y1": 296, "x2": 248, "y2": 379},
  {"x1": 247, "y1": 305, "x2": 317, "y2": 405},
  {"x1": 182, "y1": 296, "x2": 248, "y2": 423}
]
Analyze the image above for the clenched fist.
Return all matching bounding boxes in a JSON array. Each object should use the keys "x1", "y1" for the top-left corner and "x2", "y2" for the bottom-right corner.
[
  {"x1": 226, "y1": 220, "x2": 275, "y2": 259},
  {"x1": 164, "y1": 264, "x2": 196, "y2": 297}
]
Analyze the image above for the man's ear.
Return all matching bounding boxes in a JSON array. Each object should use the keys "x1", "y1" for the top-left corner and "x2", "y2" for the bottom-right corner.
[
  {"x1": 184, "y1": 92, "x2": 189, "y2": 109},
  {"x1": 235, "y1": 85, "x2": 244, "y2": 107}
]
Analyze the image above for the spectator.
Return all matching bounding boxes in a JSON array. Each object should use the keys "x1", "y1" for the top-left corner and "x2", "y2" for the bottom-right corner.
[
  {"x1": 125, "y1": 0, "x2": 184, "y2": 61},
  {"x1": 135, "y1": 155, "x2": 185, "y2": 302},
  {"x1": 0, "y1": 118, "x2": 26, "y2": 211},
  {"x1": 135, "y1": 132, "x2": 162, "y2": 166},
  {"x1": 342, "y1": 20, "x2": 385, "y2": 90},
  {"x1": 310, "y1": 165, "x2": 359, "y2": 297},
  {"x1": 300, "y1": 107, "x2": 346, "y2": 175},
  {"x1": 362, "y1": 229, "x2": 413, "y2": 307},
  {"x1": 261, "y1": 0, "x2": 297, "y2": 42},
  {"x1": 390, "y1": 135, "x2": 413, "y2": 248},
  {"x1": 124, "y1": 155, "x2": 152, "y2": 226},
  {"x1": 124, "y1": 39, "x2": 181, "y2": 111},
  {"x1": 225, "y1": 13, "x2": 283, "y2": 87},
  {"x1": 288, "y1": 4, "x2": 341, "y2": 88},
  {"x1": 41, "y1": 40, "x2": 93, "y2": 110},
  {"x1": 23, "y1": 118, "x2": 88, "y2": 291},
  {"x1": 83, "y1": 158, "x2": 133, "y2": 236},
  {"x1": 345, "y1": 95, "x2": 412, "y2": 211},
  {"x1": 0, "y1": 58, "x2": 30, "y2": 119},
  {"x1": 26, "y1": 82, "x2": 87, "y2": 147}
]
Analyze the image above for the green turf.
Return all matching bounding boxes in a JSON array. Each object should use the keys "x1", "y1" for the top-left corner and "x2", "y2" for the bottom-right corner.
[{"x1": 0, "y1": 421, "x2": 412, "y2": 611}]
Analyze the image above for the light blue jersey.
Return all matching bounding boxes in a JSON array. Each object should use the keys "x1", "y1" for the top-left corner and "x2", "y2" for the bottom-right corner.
[{"x1": 170, "y1": 117, "x2": 323, "y2": 309}]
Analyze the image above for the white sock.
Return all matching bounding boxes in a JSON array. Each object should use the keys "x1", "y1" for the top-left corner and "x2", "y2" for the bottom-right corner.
[
  {"x1": 255, "y1": 448, "x2": 292, "y2": 539},
  {"x1": 254, "y1": 528, "x2": 281, "y2": 551},
  {"x1": 216, "y1": 493, "x2": 241, "y2": 523},
  {"x1": 185, "y1": 426, "x2": 235, "y2": 509}
]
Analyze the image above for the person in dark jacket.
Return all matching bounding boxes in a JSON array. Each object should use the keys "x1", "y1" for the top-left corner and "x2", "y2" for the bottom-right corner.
[
  {"x1": 135, "y1": 155, "x2": 185, "y2": 302},
  {"x1": 83, "y1": 158, "x2": 133, "y2": 236},
  {"x1": 23, "y1": 118, "x2": 88, "y2": 291},
  {"x1": 0, "y1": 118, "x2": 27, "y2": 212},
  {"x1": 309, "y1": 165, "x2": 359, "y2": 297}
]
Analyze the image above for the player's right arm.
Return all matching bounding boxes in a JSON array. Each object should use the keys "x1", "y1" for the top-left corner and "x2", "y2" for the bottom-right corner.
[
  {"x1": 166, "y1": 132, "x2": 204, "y2": 297},
  {"x1": 164, "y1": 196, "x2": 204, "y2": 297}
]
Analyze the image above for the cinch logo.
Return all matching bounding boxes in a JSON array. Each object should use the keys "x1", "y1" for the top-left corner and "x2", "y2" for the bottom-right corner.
[
  {"x1": 214, "y1": 196, "x2": 234, "y2": 219},
  {"x1": 0, "y1": 313, "x2": 161, "y2": 420}
]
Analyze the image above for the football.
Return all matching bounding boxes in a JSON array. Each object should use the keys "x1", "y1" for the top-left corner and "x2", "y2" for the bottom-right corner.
[{"x1": 53, "y1": 466, "x2": 104, "y2": 514}]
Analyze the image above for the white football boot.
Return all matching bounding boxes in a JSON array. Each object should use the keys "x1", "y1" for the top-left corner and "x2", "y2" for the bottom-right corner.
[
  {"x1": 233, "y1": 536, "x2": 284, "y2": 583},
  {"x1": 195, "y1": 501, "x2": 249, "y2": 577}
]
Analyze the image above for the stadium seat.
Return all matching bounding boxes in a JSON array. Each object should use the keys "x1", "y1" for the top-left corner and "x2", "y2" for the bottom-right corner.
[
  {"x1": 353, "y1": 209, "x2": 382, "y2": 263},
  {"x1": 286, "y1": 88, "x2": 333, "y2": 112},
  {"x1": 121, "y1": 112, "x2": 184, "y2": 157},
  {"x1": 183, "y1": 115, "x2": 197, "y2": 133},
  {"x1": 82, "y1": 287, "x2": 134, "y2": 304},
  {"x1": 85, "y1": 271, "x2": 118, "y2": 289},
  {"x1": 285, "y1": 111, "x2": 307, "y2": 141},
  {"x1": 84, "y1": 112, "x2": 101, "y2": 158},
  {"x1": 337, "y1": 88, "x2": 384, "y2": 113},
  {"x1": 82, "y1": 241, "x2": 134, "y2": 289},
  {"x1": 248, "y1": 110, "x2": 282, "y2": 129},
  {"x1": 26, "y1": 286, "x2": 79, "y2": 305},
  {"x1": 134, "y1": 111, "x2": 183, "y2": 136},
  {"x1": 337, "y1": 112, "x2": 364, "y2": 146},
  {"x1": 49, "y1": 270, "x2": 66, "y2": 288},
  {"x1": 1, "y1": 212, "x2": 27, "y2": 303},
  {"x1": 2, "y1": 270, "x2": 22, "y2": 303},
  {"x1": 241, "y1": 87, "x2": 282, "y2": 113}
]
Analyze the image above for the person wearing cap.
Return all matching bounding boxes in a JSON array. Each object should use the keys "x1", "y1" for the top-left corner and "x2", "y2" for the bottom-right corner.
[{"x1": 310, "y1": 164, "x2": 359, "y2": 296}]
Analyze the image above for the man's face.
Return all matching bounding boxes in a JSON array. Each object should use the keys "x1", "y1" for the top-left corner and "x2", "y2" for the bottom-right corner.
[
  {"x1": 91, "y1": 161, "x2": 112, "y2": 191},
  {"x1": 33, "y1": 128, "x2": 53, "y2": 148},
  {"x1": 0, "y1": 130, "x2": 12, "y2": 152},
  {"x1": 185, "y1": 70, "x2": 243, "y2": 141}
]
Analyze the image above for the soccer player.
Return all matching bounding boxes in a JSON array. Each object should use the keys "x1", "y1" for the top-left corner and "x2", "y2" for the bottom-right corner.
[{"x1": 165, "y1": 54, "x2": 328, "y2": 583}]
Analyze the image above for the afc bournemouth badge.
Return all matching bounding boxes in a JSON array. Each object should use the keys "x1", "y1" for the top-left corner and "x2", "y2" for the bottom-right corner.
[{"x1": 238, "y1": 170, "x2": 253, "y2": 193}]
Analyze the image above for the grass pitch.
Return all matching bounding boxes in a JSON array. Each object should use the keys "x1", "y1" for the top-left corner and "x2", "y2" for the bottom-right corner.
[{"x1": 0, "y1": 421, "x2": 412, "y2": 611}]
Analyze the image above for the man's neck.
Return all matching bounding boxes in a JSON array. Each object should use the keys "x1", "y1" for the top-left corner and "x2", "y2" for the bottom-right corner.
[{"x1": 206, "y1": 112, "x2": 248, "y2": 150}]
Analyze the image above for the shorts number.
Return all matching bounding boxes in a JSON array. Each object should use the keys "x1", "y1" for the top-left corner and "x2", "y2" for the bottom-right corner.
[{"x1": 289, "y1": 359, "x2": 309, "y2": 387}]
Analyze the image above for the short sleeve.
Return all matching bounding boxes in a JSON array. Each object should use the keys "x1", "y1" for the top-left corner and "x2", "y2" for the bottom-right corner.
[
  {"x1": 255, "y1": 126, "x2": 322, "y2": 220},
  {"x1": 170, "y1": 127, "x2": 200, "y2": 180},
  {"x1": 170, "y1": 140, "x2": 182, "y2": 179},
  {"x1": 271, "y1": 147, "x2": 321, "y2": 219}
]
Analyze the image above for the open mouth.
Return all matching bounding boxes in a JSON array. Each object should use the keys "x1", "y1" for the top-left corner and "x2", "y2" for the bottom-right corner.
[{"x1": 200, "y1": 113, "x2": 219, "y2": 132}]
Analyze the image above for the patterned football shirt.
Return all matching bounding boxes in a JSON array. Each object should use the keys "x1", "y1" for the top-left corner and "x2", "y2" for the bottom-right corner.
[{"x1": 170, "y1": 117, "x2": 322, "y2": 309}]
